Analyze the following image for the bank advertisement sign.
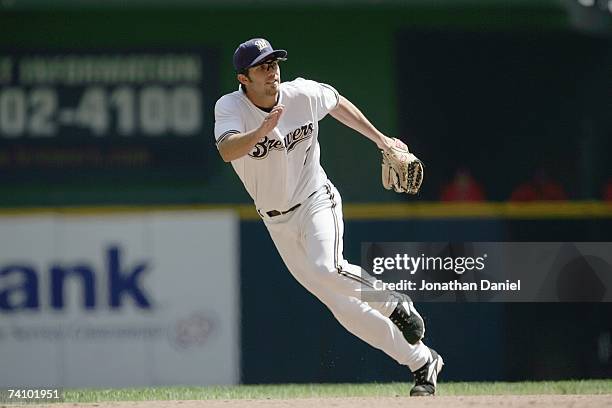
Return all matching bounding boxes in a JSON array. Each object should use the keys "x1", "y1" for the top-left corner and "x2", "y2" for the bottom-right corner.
[{"x1": 0, "y1": 211, "x2": 239, "y2": 387}]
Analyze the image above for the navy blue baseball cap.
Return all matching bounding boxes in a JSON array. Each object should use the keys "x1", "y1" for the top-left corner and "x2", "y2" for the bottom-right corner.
[{"x1": 233, "y1": 38, "x2": 287, "y2": 72}]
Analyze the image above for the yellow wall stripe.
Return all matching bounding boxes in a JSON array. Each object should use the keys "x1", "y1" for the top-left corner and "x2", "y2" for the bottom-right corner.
[
  {"x1": 1, "y1": 201, "x2": 612, "y2": 220},
  {"x1": 344, "y1": 201, "x2": 612, "y2": 220}
]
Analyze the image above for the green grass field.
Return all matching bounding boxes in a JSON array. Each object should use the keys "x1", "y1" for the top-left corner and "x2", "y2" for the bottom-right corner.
[{"x1": 64, "y1": 380, "x2": 612, "y2": 403}]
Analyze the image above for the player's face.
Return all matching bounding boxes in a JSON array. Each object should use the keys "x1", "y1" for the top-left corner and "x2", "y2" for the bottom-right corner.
[{"x1": 244, "y1": 59, "x2": 281, "y2": 96}]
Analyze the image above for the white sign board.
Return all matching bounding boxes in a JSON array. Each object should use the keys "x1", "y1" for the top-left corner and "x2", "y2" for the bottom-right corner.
[{"x1": 0, "y1": 211, "x2": 239, "y2": 388}]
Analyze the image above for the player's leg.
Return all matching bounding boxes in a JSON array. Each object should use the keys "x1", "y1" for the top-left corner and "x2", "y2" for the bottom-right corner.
[
  {"x1": 265, "y1": 216, "x2": 429, "y2": 370},
  {"x1": 296, "y1": 183, "x2": 436, "y2": 372},
  {"x1": 301, "y1": 183, "x2": 443, "y2": 394},
  {"x1": 262, "y1": 183, "x2": 443, "y2": 391}
]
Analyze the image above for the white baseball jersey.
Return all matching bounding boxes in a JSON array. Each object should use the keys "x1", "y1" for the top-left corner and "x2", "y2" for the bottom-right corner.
[{"x1": 214, "y1": 77, "x2": 339, "y2": 211}]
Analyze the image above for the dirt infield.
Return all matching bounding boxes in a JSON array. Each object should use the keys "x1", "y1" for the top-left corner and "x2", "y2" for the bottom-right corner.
[{"x1": 28, "y1": 394, "x2": 612, "y2": 408}]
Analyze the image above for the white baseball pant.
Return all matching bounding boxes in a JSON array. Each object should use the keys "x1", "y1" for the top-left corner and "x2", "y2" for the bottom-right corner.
[{"x1": 261, "y1": 181, "x2": 432, "y2": 371}]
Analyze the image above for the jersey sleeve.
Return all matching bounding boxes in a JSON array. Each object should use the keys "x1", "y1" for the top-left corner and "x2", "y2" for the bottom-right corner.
[
  {"x1": 214, "y1": 95, "x2": 245, "y2": 148},
  {"x1": 293, "y1": 78, "x2": 340, "y2": 121},
  {"x1": 314, "y1": 81, "x2": 340, "y2": 121}
]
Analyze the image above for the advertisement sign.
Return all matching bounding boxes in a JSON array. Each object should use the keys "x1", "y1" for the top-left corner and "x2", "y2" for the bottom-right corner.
[
  {"x1": 0, "y1": 211, "x2": 239, "y2": 387},
  {"x1": 0, "y1": 49, "x2": 219, "y2": 185}
]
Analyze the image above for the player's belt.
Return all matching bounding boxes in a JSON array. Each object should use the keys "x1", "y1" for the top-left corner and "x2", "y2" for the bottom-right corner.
[
  {"x1": 261, "y1": 190, "x2": 318, "y2": 218},
  {"x1": 265, "y1": 203, "x2": 301, "y2": 217}
]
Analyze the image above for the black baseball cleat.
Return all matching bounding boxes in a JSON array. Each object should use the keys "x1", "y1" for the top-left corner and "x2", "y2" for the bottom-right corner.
[
  {"x1": 410, "y1": 348, "x2": 444, "y2": 396},
  {"x1": 389, "y1": 293, "x2": 425, "y2": 345}
]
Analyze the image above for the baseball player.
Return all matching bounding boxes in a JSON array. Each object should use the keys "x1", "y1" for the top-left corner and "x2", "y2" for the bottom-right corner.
[{"x1": 214, "y1": 38, "x2": 443, "y2": 396}]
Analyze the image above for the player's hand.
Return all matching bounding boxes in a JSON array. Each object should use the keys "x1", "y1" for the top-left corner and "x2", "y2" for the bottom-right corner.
[
  {"x1": 258, "y1": 105, "x2": 284, "y2": 136},
  {"x1": 378, "y1": 136, "x2": 408, "y2": 151}
]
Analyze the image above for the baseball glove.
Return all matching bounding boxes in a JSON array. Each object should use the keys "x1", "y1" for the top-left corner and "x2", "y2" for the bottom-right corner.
[{"x1": 381, "y1": 138, "x2": 424, "y2": 194}]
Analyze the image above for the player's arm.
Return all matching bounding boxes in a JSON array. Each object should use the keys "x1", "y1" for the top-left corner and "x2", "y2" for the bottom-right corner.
[
  {"x1": 329, "y1": 95, "x2": 395, "y2": 150},
  {"x1": 217, "y1": 105, "x2": 284, "y2": 162},
  {"x1": 328, "y1": 91, "x2": 424, "y2": 196}
]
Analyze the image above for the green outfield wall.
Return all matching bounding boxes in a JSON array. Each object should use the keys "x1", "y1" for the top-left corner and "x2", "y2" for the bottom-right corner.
[{"x1": 0, "y1": 5, "x2": 587, "y2": 206}]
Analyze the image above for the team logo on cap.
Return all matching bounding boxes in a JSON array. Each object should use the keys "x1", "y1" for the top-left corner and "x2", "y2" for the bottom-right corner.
[{"x1": 254, "y1": 39, "x2": 269, "y2": 51}]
